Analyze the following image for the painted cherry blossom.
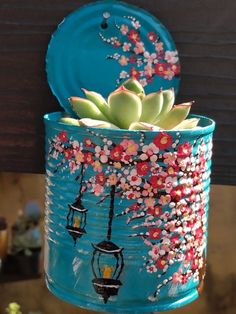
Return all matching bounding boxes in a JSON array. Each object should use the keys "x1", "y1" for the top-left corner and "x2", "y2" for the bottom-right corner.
[{"x1": 99, "y1": 15, "x2": 180, "y2": 86}]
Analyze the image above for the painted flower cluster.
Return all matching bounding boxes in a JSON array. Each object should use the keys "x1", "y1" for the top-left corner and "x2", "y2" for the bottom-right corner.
[
  {"x1": 48, "y1": 129, "x2": 213, "y2": 299},
  {"x1": 99, "y1": 15, "x2": 180, "y2": 86}
]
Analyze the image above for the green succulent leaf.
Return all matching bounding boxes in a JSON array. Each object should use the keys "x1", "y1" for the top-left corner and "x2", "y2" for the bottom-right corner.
[
  {"x1": 140, "y1": 91, "x2": 163, "y2": 123},
  {"x1": 69, "y1": 97, "x2": 108, "y2": 121},
  {"x1": 79, "y1": 118, "x2": 119, "y2": 129},
  {"x1": 122, "y1": 78, "x2": 145, "y2": 98},
  {"x1": 129, "y1": 122, "x2": 161, "y2": 131},
  {"x1": 108, "y1": 86, "x2": 142, "y2": 129},
  {"x1": 82, "y1": 88, "x2": 111, "y2": 119},
  {"x1": 59, "y1": 117, "x2": 81, "y2": 126},
  {"x1": 173, "y1": 118, "x2": 200, "y2": 130},
  {"x1": 154, "y1": 88, "x2": 175, "y2": 123},
  {"x1": 155, "y1": 102, "x2": 193, "y2": 130}
]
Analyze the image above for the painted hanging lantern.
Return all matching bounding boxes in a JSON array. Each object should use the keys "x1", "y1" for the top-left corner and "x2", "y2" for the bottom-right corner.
[
  {"x1": 66, "y1": 198, "x2": 88, "y2": 245},
  {"x1": 91, "y1": 240, "x2": 124, "y2": 303}
]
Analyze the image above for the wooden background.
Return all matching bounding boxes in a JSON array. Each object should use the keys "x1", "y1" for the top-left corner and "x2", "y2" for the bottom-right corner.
[
  {"x1": 0, "y1": 173, "x2": 235, "y2": 314},
  {"x1": 0, "y1": 0, "x2": 236, "y2": 184}
]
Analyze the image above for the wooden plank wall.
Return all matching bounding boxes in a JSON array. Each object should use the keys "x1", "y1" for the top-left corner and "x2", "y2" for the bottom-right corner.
[
  {"x1": 0, "y1": 0, "x2": 236, "y2": 184},
  {"x1": 0, "y1": 173, "x2": 235, "y2": 313}
]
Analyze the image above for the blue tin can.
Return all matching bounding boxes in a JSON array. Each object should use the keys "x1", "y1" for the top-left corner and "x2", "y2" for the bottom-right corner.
[{"x1": 44, "y1": 112, "x2": 215, "y2": 313}]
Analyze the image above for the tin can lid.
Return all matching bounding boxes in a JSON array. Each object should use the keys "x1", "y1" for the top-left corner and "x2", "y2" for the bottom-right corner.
[{"x1": 46, "y1": 0, "x2": 180, "y2": 116}]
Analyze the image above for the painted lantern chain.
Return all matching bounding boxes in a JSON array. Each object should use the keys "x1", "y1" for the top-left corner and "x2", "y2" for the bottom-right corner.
[
  {"x1": 99, "y1": 15, "x2": 180, "y2": 87},
  {"x1": 48, "y1": 128, "x2": 212, "y2": 302}
]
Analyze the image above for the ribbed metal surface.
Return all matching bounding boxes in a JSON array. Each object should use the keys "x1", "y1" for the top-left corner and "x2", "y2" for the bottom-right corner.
[
  {"x1": 0, "y1": 0, "x2": 234, "y2": 184},
  {"x1": 44, "y1": 112, "x2": 215, "y2": 313}
]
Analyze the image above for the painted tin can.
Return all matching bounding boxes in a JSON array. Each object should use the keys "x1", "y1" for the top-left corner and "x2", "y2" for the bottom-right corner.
[{"x1": 44, "y1": 112, "x2": 215, "y2": 313}]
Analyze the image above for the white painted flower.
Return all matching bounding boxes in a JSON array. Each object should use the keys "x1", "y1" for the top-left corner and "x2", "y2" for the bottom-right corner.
[
  {"x1": 119, "y1": 55, "x2": 129, "y2": 66},
  {"x1": 148, "y1": 245, "x2": 159, "y2": 260},
  {"x1": 147, "y1": 264, "x2": 157, "y2": 273},
  {"x1": 134, "y1": 42, "x2": 145, "y2": 54},
  {"x1": 120, "y1": 24, "x2": 129, "y2": 35},
  {"x1": 122, "y1": 42, "x2": 132, "y2": 52},
  {"x1": 128, "y1": 169, "x2": 142, "y2": 186},
  {"x1": 140, "y1": 78, "x2": 147, "y2": 87},
  {"x1": 120, "y1": 71, "x2": 129, "y2": 79},
  {"x1": 155, "y1": 42, "x2": 164, "y2": 52},
  {"x1": 132, "y1": 20, "x2": 141, "y2": 29},
  {"x1": 164, "y1": 50, "x2": 179, "y2": 64}
]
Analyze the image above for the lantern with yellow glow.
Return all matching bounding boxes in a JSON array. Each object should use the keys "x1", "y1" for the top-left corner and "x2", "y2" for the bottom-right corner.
[
  {"x1": 66, "y1": 198, "x2": 87, "y2": 245},
  {"x1": 91, "y1": 240, "x2": 124, "y2": 303}
]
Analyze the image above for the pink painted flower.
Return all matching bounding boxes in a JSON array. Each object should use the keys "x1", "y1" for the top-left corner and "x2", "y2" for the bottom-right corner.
[
  {"x1": 134, "y1": 41, "x2": 145, "y2": 54},
  {"x1": 128, "y1": 169, "x2": 142, "y2": 186},
  {"x1": 144, "y1": 64, "x2": 154, "y2": 77},
  {"x1": 93, "y1": 183, "x2": 104, "y2": 196},
  {"x1": 132, "y1": 20, "x2": 141, "y2": 29},
  {"x1": 136, "y1": 161, "x2": 150, "y2": 176},
  {"x1": 171, "y1": 63, "x2": 181, "y2": 75},
  {"x1": 153, "y1": 133, "x2": 173, "y2": 150},
  {"x1": 142, "y1": 142, "x2": 159, "y2": 156},
  {"x1": 69, "y1": 160, "x2": 77, "y2": 173},
  {"x1": 119, "y1": 55, "x2": 129, "y2": 66},
  {"x1": 119, "y1": 71, "x2": 129, "y2": 79},
  {"x1": 159, "y1": 195, "x2": 171, "y2": 205},
  {"x1": 155, "y1": 42, "x2": 164, "y2": 53},
  {"x1": 172, "y1": 272, "x2": 182, "y2": 284},
  {"x1": 92, "y1": 160, "x2": 102, "y2": 172},
  {"x1": 120, "y1": 139, "x2": 139, "y2": 155},
  {"x1": 148, "y1": 245, "x2": 159, "y2": 260},
  {"x1": 120, "y1": 24, "x2": 129, "y2": 35},
  {"x1": 122, "y1": 42, "x2": 132, "y2": 52},
  {"x1": 164, "y1": 50, "x2": 179, "y2": 64},
  {"x1": 163, "y1": 152, "x2": 177, "y2": 165},
  {"x1": 144, "y1": 51, "x2": 157, "y2": 64},
  {"x1": 165, "y1": 176, "x2": 178, "y2": 193},
  {"x1": 75, "y1": 150, "x2": 84, "y2": 163},
  {"x1": 147, "y1": 32, "x2": 158, "y2": 42},
  {"x1": 58, "y1": 131, "x2": 68, "y2": 142},
  {"x1": 164, "y1": 68, "x2": 175, "y2": 80},
  {"x1": 108, "y1": 174, "x2": 118, "y2": 186},
  {"x1": 149, "y1": 228, "x2": 162, "y2": 240},
  {"x1": 144, "y1": 197, "x2": 155, "y2": 209}
]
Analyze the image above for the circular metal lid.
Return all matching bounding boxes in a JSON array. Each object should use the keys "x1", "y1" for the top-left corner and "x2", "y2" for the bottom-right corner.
[{"x1": 46, "y1": 0, "x2": 180, "y2": 115}]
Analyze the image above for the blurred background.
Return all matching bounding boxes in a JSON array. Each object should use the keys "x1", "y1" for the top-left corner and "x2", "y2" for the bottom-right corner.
[{"x1": 0, "y1": 173, "x2": 235, "y2": 314}]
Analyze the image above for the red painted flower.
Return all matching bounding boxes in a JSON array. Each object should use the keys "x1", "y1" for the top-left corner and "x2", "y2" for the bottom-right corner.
[
  {"x1": 149, "y1": 228, "x2": 162, "y2": 239},
  {"x1": 149, "y1": 174, "x2": 166, "y2": 189},
  {"x1": 130, "y1": 67, "x2": 141, "y2": 80},
  {"x1": 171, "y1": 63, "x2": 181, "y2": 75},
  {"x1": 154, "y1": 62, "x2": 167, "y2": 76},
  {"x1": 170, "y1": 185, "x2": 184, "y2": 201},
  {"x1": 153, "y1": 132, "x2": 173, "y2": 150},
  {"x1": 58, "y1": 131, "x2": 68, "y2": 142},
  {"x1": 64, "y1": 148, "x2": 73, "y2": 159},
  {"x1": 156, "y1": 257, "x2": 167, "y2": 269},
  {"x1": 147, "y1": 31, "x2": 158, "y2": 42},
  {"x1": 110, "y1": 145, "x2": 123, "y2": 161},
  {"x1": 171, "y1": 235, "x2": 181, "y2": 247},
  {"x1": 195, "y1": 227, "x2": 203, "y2": 239},
  {"x1": 84, "y1": 137, "x2": 94, "y2": 148},
  {"x1": 84, "y1": 152, "x2": 94, "y2": 164},
  {"x1": 129, "y1": 55, "x2": 136, "y2": 63},
  {"x1": 177, "y1": 142, "x2": 192, "y2": 157},
  {"x1": 191, "y1": 257, "x2": 199, "y2": 270},
  {"x1": 185, "y1": 248, "x2": 195, "y2": 261},
  {"x1": 128, "y1": 29, "x2": 140, "y2": 43},
  {"x1": 136, "y1": 161, "x2": 150, "y2": 176},
  {"x1": 95, "y1": 173, "x2": 106, "y2": 185},
  {"x1": 167, "y1": 165, "x2": 178, "y2": 176},
  {"x1": 148, "y1": 205, "x2": 162, "y2": 217}
]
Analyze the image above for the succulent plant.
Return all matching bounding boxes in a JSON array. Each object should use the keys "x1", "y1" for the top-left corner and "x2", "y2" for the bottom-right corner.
[
  {"x1": 6, "y1": 303, "x2": 22, "y2": 314},
  {"x1": 64, "y1": 78, "x2": 199, "y2": 131}
]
